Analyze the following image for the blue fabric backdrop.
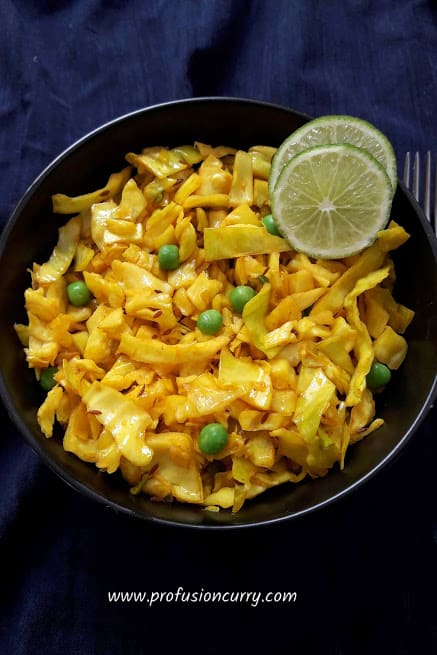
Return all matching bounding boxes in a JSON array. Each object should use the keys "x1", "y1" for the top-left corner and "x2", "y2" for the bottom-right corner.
[{"x1": 0, "y1": 1, "x2": 436, "y2": 653}]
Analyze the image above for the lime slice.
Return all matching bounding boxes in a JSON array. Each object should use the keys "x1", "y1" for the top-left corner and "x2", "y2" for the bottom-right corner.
[
  {"x1": 270, "y1": 144, "x2": 393, "y2": 260},
  {"x1": 269, "y1": 115, "x2": 397, "y2": 193}
]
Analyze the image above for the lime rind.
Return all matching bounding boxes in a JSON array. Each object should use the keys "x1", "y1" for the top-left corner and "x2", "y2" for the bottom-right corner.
[
  {"x1": 271, "y1": 143, "x2": 393, "y2": 260},
  {"x1": 269, "y1": 114, "x2": 398, "y2": 194}
]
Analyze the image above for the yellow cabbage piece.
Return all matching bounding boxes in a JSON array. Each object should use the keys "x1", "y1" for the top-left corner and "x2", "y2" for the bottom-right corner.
[
  {"x1": 52, "y1": 167, "x2": 132, "y2": 214},
  {"x1": 73, "y1": 243, "x2": 95, "y2": 272},
  {"x1": 204, "y1": 487, "x2": 234, "y2": 509},
  {"x1": 221, "y1": 203, "x2": 260, "y2": 226},
  {"x1": 344, "y1": 267, "x2": 390, "y2": 406},
  {"x1": 142, "y1": 432, "x2": 203, "y2": 503},
  {"x1": 83, "y1": 271, "x2": 125, "y2": 308},
  {"x1": 245, "y1": 432, "x2": 275, "y2": 468},
  {"x1": 204, "y1": 225, "x2": 290, "y2": 260},
  {"x1": 91, "y1": 201, "x2": 143, "y2": 250},
  {"x1": 196, "y1": 153, "x2": 233, "y2": 195},
  {"x1": 37, "y1": 385, "x2": 64, "y2": 437},
  {"x1": 36, "y1": 216, "x2": 81, "y2": 284},
  {"x1": 172, "y1": 145, "x2": 203, "y2": 165},
  {"x1": 119, "y1": 178, "x2": 146, "y2": 220},
  {"x1": 310, "y1": 222, "x2": 409, "y2": 316},
  {"x1": 63, "y1": 415, "x2": 121, "y2": 474},
  {"x1": 82, "y1": 382, "x2": 154, "y2": 467},
  {"x1": 373, "y1": 326, "x2": 408, "y2": 369},
  {"x1": 219, "y1": 349, "x2": 272, "y2": 410},
  {"x1": 242, "y1": 283, "x2": 281, "y2": 358},
  {"x1": 229, "y1": 150, "x2": 253, "y2": 206},
  {"x1": 25, "y1": 285, "x2": 66, "y2": 322},
  {"x1": 112, "y1": 260, "x2": 171, "y2": 294},
  {"x1": 101, "y1": 355, "x2": 154, "y2": 391},
  {"x1": 186, "y1": 271, "x2": 223, "y2": 311},
  {"x1": 126, "y1": 149, "x2": 190, "y2": 178},
  {"x1": 118, "y1": 332, "x2": 231, "y2": 370},
  {"x1": 294, "y1": 367, "x2": 336, "y2": 442},
  {"x1": 172, "y1": 372, "x2": 243, "y2": 418}
]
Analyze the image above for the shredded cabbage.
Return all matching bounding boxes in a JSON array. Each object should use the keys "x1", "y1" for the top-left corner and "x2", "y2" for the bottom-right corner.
[{"x1": 16, "y1": 140, "x2": 413, "y2": 512}]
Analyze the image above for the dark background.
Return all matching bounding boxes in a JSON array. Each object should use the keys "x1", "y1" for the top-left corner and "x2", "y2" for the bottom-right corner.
[{"x1": 1, "y1": 1, "x2": 436, "y2": 653}]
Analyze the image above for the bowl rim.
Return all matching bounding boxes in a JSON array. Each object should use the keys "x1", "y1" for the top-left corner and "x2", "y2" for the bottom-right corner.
[
  {"x1": 1, "y1": 96, "x2": 436, "y2": 530},
  {"x1": 0, "y1": 96, "x2": 312, "y2": 252}
]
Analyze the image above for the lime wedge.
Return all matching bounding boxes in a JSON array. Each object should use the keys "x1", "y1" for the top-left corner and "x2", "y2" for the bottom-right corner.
[
  {"x1": 270, "y1": 144, "x2": 393, "y2": 260},
  {"x1": 269, "y1": 115, "x2": 397, "y2": 193}
]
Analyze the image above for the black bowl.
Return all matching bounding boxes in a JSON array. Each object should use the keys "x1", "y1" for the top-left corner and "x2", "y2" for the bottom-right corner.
[{"x1": 1, "y1": 97, "x2": 436, "y2": 528}]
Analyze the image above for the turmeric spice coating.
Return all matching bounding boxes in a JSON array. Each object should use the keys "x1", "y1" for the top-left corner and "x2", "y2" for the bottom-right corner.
[{"x1": 15, "y1": 142, "x2": 414, "y2": 512}]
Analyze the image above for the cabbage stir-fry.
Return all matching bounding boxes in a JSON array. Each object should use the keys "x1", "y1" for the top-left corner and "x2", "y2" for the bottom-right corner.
[{"x1": 15, "y1": 141, "x2": 414, "y2": 512}]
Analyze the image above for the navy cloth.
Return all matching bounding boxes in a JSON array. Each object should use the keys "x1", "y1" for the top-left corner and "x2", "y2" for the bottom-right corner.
[{"x1": 1, "y1": 1, "x2": 437, "y2": 653}]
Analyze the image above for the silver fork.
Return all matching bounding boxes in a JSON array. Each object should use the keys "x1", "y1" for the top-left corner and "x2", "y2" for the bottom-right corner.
[{"x1": 403, "y1": 151, "x2": 437, "y2": 236}]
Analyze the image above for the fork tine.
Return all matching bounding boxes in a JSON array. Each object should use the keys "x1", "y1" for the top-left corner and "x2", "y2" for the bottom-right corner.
[
  {"x1": 424, "y1": 150, "x2": 431, "y2": 221},
  {"x1": 403, "y1": 152, "x2": 411, "y2": 187},
  {"x1": 434, "y1": 153, "x2": 437, "y2": 234},
  {"x1": 412, "y1": 151, "x2": 420, "y2": 202},
  {"x1": 403, "y1": 150, "x2": 436, "y2": 236}
]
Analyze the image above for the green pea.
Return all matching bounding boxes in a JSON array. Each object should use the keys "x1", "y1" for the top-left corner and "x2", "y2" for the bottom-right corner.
[
  {"x1": 158, "y1": 244, "x2": 180, "y2": 270},
  {"x1": 197, "y1": 309, "x2": 223, "y2": 335},
  {"x1": 229, "y1": 285, "x2": 256, "y2": 314},
  {"x1": 199, "y1": 423, "x2": 228, "y2": 455},
  {"x1": 366, "y1": 361, "x2": 391, "y2": 389},
  {"x1": 40, "y1": 366, "x2": 58, "y2": 391},
  {"x1": 67, "y1": 280, "x2": 92, "y2": 307},
  {"x1": 262, "y1": 213, "x2": 281, "y2": 236}
]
